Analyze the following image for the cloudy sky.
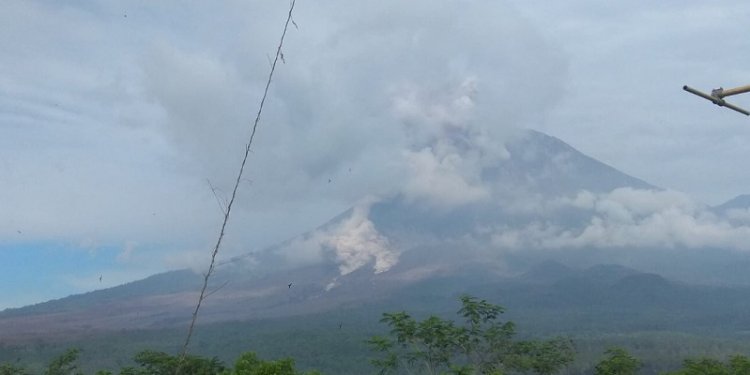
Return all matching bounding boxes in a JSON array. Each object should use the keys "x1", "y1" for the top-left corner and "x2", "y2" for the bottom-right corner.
[{"x1": 1, "y1": 0, "x2": 749, "y2": 309}]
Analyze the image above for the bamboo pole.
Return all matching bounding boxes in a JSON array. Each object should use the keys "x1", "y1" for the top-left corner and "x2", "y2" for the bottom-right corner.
[{"x1": 683, "y1": 85, "x2": 750, "y2": 116}]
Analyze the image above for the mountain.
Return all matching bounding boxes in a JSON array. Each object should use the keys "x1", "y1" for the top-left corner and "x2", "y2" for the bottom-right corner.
[
  {"x1": 488, "y1": 129, "x2": 654, "y2": 195},
  {"x1": 714, "y1": 194, "x2": 750, "y2": 212},
  {"x1": 0, "y1": 270, "x2": 202, "y2": 319},
  {"x1": 367, "y1": 130, "x2": 656, "y2": 239},
  {"x1": 2, "y1": 129, "x2": 749, "y2": 347},
  {"x1": 515, "y1": 260, "x2": 575, "y2": 284}
]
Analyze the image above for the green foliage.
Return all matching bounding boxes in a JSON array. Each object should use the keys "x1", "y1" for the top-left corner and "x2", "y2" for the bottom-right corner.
[
  {"x1": 2, "y1": 349, "x2": 324, "y2": 375},
  {"x1": 125, "y1": 350, "x2": 225, "y2": 375},
  {"x1": 663, "y1": 354, "x2": 750, "y2": 375},
  {"x1": 232, "y1": 352, "x2": 296, "y2": 375},
  {"x1": 0, "y1": 363, "x2": 30, "y2": 375},
  {"x1": 44, "y1": 349, "x2": 82, "y2": 375},
  {"x1": 5, "y1": 302, "x2": 749, "y2": 375},
  {"x1": 368, "y1": 295, "x2": 575, "y2": 374},
  {"x1": 594, "y1": 348, "x2": 641, "y2": 375},
  {"x1": 509, "y1": 338, "x2": 576, "y2": 375},
  {"x1": 728, "y1": 355, "x2": 750, "y2": 374},
  {"x1": 230, "y1": 352, "x2": 322, "y2": 375},
  {"x1": 112, "y1": 350, "x2": 319, "y2": 375}
]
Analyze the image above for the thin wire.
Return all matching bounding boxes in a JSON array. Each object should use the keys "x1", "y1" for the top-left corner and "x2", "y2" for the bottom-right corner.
[{"x1": 178, "y1": 0, "x2": 297, "y2": 362}]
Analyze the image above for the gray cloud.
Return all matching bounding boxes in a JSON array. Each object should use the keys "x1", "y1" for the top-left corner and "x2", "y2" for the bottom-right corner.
[
  {"x1": 141, "y1": 0, "x2": 566, "y2": 206},
  {"x1": 132, "y1": 0, "x2": 568, "y2": 272},
  {"x1": 507, "y1": 0, "x2": 750, "y2": 205},
  {"x1": 6, "y1": 0, "x2": 749, "y2": 305}
]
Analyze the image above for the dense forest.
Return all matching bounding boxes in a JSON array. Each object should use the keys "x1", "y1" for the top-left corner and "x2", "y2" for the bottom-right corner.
[{"x1": 2, "y1": 295, "x2": 749, "y2": 374}]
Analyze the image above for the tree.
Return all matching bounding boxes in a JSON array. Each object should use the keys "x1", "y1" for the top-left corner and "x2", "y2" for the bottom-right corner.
[
  {"x1": 368, "y1": 295, "x2": 574, "y2": 375},
  {"x1": 105, "y1": 350, "x2": 319, "y2": 375},
  {"x1": 126, "y1": 350, "x2": 225, "y2": 375},
  {"x1": 662, "y1": 354, "x2": 750, "y2": 375},
  {"x1": 232, "y1": 352, "x2": 295, "y2": 375},
  {"x1": 594, "y1": 348, "x2": 641, "y2": 375},
  {"x1": 510, "y1": 338, "x2": 576, "y2": 375},
  {"x1": 0, "y1": 363, "x2": 30, "y2": 375},
  {"x1": 44, "y1": 349, "x2": 82, "y2": 375},
  {"x1": 232, "y1": 352, "x2": 296, "y2": 375},
  {"x1": 728, "y1": 355, "x2": 750, "y2": 374}
]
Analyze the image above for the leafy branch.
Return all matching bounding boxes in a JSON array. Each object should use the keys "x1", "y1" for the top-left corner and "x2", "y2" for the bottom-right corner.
[{"x1": 368, "y1": 295, "x2": 575, "y2": 375}]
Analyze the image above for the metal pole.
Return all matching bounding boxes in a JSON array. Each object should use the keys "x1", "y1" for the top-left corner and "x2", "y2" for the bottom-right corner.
[{"x1": 683, "y1": 85, "x2": 750, "y2": 116}]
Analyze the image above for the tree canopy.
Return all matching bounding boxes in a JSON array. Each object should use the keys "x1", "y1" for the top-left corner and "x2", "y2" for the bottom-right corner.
[
  {"x1": 368, "y1": 294, "x2": 575, "y2": 375},
  {"x1": 594, "y1": 347, "x2": 641, "y2": 375}
]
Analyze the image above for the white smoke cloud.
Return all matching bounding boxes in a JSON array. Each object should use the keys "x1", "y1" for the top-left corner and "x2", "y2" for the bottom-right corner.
[
  {"x1": 492, "y1": 188, "x2": 750, "y2": 251},
  {"x1": 393, "y1": 78, "x2": 501, "y2": 208},
  {"x1": 402, "y1": 147, "x2": 491, "y2": 208},
  {"x1": 393, "y1": 78, "x2": 479, "y2": 146},
  {"x1": 138, "y1": 0, "x2": 566, "y2": 219},
  {"x1": 276, "y1": 198, "x2": 398, "y2": 275}
]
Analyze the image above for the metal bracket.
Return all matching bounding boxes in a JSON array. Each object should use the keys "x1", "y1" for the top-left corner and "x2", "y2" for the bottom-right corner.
[{"x1": 683, "y1": 85, "x2": 750, "y2": 116}]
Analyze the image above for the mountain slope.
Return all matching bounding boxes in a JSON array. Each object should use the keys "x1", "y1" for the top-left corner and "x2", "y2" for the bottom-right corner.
[
  {"x1": 368, "y1": 130, "x2": 657, "y2": 239},
  {"x1": 487, "y1": 130, "x2": 654, "y2": 195},
  {"x1": 2, "y1": 129, "x2": 748, "y2": 344},
  {"x1": 714, "y1": 194, "x2": 750, "y2": 211}
]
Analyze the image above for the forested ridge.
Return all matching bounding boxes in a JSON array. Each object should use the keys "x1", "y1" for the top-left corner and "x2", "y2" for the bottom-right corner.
[{"x1": 2, "y1": 296, "x2": 750, "y2": 375}]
